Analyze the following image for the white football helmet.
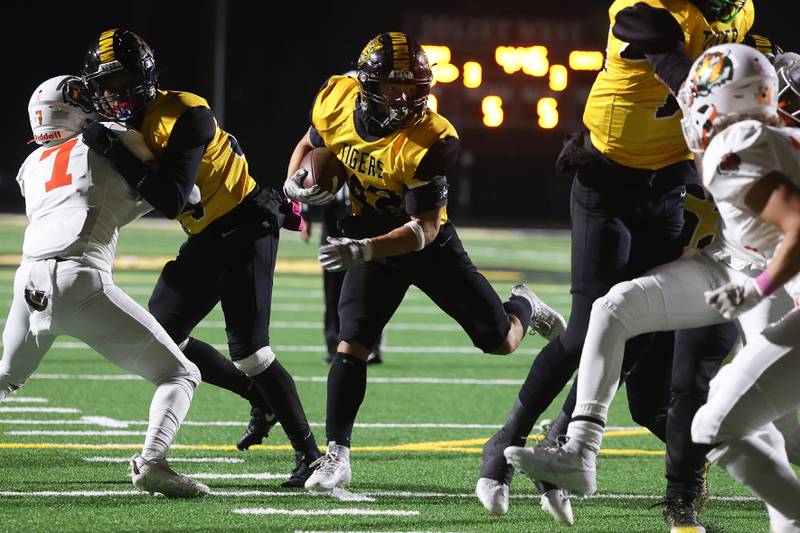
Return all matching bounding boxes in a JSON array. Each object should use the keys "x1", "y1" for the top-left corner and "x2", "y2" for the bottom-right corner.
[
  {"x1": 679, "y1": 43, "x2": 779, "y2": 154},
  {"x1": 28, "y1": 75, "x2": 96, "y2": 146},
  {"x1": 775, "y1": 52, "x2": 800, "y2": 127}
]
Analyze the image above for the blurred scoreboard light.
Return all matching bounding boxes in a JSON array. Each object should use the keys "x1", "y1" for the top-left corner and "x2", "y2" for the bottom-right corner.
[
  {"x1": 495, "y1": 46, "x2": 549, "y2": 77},
  {"x1": 413, "y1": 14, "x2": 606, "y2": 131},
  {"x1": 481, "y1": 96, "x2": 504, "y2": 127},
  {"x1": 537, "y1": 98, "x2": 559, "y2": 129},
  {"x1": 463, "y1": 61, "x2": 482, "y2": 88},
  {"x1": 432, "y1": 63, "x2": 460, "y2": 84},
  {"x1": 549, "y1": 64, "x2": 568, "y2": 91},
  {"x1": 569, "y1": 50, "x2": 604, "y2": 70},
  {"x1": 428, "y1": 93, "x2": 439, "y2": 112}
]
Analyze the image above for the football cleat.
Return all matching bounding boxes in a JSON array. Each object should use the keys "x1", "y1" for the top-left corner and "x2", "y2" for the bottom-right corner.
[
  {"x1": 475, "y1": 478, "x2": 509, "y2": 515},
  {"x1": 236, "y1": 406, "x2": 278, "y2": 451},
  {"x1": 366, "y1": 351, "x2": 383, "y2": 365},
  {"x1": 477, "y1": 429, "x2": 518, "y2": 514},
  {"x1": 280, "y1": 451, "x2": 317, "y2": 488},
  {"x1": 662, "y1": 495, "x2": 706, "y2": 533},
  {"x1": 510, "y1": 284, "x2": 567, "y2": 341},
  {"x1": 129, "y1": 454, "x2": 209, "y2": 498},
  {"x1": 504, "y1": 444, "x2": 597, "y2": 497},
  {"x1": 540, "y1": 488, "x2": 575, "y2": 526},
  {"x1": 304, "y1": 442, "x2": 352, "y2": 492}
]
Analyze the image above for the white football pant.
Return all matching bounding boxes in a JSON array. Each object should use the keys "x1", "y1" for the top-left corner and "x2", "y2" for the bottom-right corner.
[
  {"x1": 0, "y1": 259, "x2": 201, "y2": 460},
  {"x1": 567, "y1": 251, "x2": 800, "y2": 527}
]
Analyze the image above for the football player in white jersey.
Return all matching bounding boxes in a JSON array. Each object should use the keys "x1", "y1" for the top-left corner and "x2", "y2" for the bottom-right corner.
[
  {"x1": 0, "y1": 75, "x2": 208, "y2": 498},
  {"x1": 504, "y1": 44, "x2": 800, "y2": 531}
]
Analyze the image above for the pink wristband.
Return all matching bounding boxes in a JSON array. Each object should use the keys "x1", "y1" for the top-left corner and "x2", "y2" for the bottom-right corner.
[{"x1": 755, "y1": 271, "x2": 779, "y2": 297}]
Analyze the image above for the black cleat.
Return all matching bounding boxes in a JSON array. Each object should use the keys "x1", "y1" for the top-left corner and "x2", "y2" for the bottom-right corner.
[
  {"x1": 280, "y1": 451, "x2": 317, "y2": 488},
  {"x1": 366, "y1": 351, "x2": 383, "y2": 365},
  {"x1": 661, "y1": 495, "x2": 706, "y2": 533},
  {"x1": 236, "y1": 407, "x2": 278, "y2": 451}
]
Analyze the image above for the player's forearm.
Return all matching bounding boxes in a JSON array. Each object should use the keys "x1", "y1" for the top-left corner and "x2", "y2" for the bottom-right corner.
[
  {"x1": 287, "y1": 130, "x2": 315, "y2": 180},
  {"x1": 765, "y1": 228, "x2": 800, "y2": 288},
  {"x1": 368, "y1": 213, "x2": 442, "y2": 259}
]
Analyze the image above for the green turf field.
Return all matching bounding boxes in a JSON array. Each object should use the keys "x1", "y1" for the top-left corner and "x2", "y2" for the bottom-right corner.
[{"x1": 0, "y1": 215, "x2": 779, "y2": 532}]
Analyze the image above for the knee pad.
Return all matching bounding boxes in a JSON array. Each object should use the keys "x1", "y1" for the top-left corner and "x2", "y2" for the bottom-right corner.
[
  {"x1": 597, "y1": 280, "x2": 648, "y2": 329},
  {"x1": 232, "y1": 346, "x2": 277, "y2": 377}
]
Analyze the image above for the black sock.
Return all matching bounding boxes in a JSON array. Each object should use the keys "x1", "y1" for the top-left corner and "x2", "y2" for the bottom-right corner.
[
  {"x1": 326, "y1": 353, "x2": 367, "y2": 448},
  {"x1": 250, "y1": 359, "x2": 319, "y2": 457},
  {"x1": 182, "y1": 338, "x2": 250, "y2": 399},
  {"x1": 503, "y1": 297, "x2": 533, "y2": 331},
  {"x1": 181, "y1": 338, "x2": 274, "y2": 415}
]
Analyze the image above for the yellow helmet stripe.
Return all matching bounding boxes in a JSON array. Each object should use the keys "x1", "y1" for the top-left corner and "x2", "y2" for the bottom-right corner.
[
  {"x1": 389, "y1": 32, "x2": 410, "y2": 71},
  {"x1": 98, "y1": 28, "x2": 118, "y2": 63}
]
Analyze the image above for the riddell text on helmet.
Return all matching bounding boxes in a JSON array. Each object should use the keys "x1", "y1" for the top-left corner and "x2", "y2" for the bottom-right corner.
[{"x1": 33, "y1": 131, "x2": 63, "y2": 142}]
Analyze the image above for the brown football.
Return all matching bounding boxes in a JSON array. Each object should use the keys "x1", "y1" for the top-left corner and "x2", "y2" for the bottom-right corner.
[{"x1": 300, "y1": 147, "x2": 347, "y2": 194}]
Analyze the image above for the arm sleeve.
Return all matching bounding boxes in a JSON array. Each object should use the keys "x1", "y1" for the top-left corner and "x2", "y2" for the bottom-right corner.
[
  {"x1": 309, "y1": 126, "x2": 325, "y2": 148},
  {"x1": 109, "y1": 106, "x2": 215, "y2": 218},
  {"x1": 613, "y1": 3, "x2": 685, "y2": 53},
  {"x1": 404, "y1": 136, "x2": 460, "y2": 215},
  {"x1": 646, "y1": 43, "x2": 693, "y2": 95}
]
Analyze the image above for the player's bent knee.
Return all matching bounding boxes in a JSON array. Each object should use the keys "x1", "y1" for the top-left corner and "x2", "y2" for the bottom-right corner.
[
  {"x1": 232, "y1": 346, "x2": 276, "y2": 377},
  {"x1": 338, "y1": 340, "x2": 370, "y2": 361}
]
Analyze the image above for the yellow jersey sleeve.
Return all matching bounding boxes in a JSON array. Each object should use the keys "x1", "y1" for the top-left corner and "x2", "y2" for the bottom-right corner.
[
  {"x1": 139, "y1": 90, "x2": 257, "y2": 234},
  {"x1": 583, "y1": 0, "x2": 754, "y2": 170},
  {"x1": 310, "y1": 76, "x2": 457, "y2": 223}
]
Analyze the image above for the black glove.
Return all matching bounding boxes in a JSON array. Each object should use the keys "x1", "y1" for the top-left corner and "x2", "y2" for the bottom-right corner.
[{"x1": 82, "y1": 120, "x2": 123, "y2": 157}]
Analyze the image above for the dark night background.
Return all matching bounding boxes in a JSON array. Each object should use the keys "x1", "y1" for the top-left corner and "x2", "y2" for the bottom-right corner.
[{"x1": 1, "y1": 1, "x2": 795, "y2": 227}]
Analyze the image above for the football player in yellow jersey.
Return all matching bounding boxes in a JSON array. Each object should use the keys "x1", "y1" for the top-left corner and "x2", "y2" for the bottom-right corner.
[
  {"x1": 282, "y1": 32, "x2": 566, "y2": 492},
  {"x1": 477, "y1": 1, "x2": 756, "y2": 529},
  {"x1": 78, "y1": 29, "x2": 322, "y2": 487}
]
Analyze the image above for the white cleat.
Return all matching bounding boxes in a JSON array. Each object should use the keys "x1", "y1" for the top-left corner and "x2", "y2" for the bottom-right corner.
[
  {"x1": 304, "y1": 442, "x2": 352, "y2": 492},
  {"x1": 129, "y1": 454, "x2": 209, "y2": 498},
  {"x1": 541, "y1": 488, "x2": 575, "y2": 526},
  {"x1": 504, "y1": 444, "x2": 597, "y2": 497},
  {"x1": 476, "y1": 477, "x2": 509, "y2": 515},
  {"x1": 511, "y1": 284, "x2": 567, "y2": 341}
]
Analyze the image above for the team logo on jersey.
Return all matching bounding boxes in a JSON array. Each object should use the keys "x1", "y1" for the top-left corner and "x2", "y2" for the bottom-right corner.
[
  {"x1": 718, "y1": 151, "x2": 741, "y2": 173},
  {"x1": 692, "y1": 51, "x2": 734, "y2": 96}
]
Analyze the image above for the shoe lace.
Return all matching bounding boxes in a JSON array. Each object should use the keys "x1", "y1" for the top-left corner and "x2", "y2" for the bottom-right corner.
[
  {"x1": 309, "y1": 451, "x2": 340, "y2": 474},
  {"x1": 531, "y1": 304, "x2": 556, "y2": 336},
  {"x1": 654, "y1": 496, "x2": 699, "y2": 525}
]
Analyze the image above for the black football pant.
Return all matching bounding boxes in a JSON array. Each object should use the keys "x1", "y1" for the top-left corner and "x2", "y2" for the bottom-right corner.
[{"x1": 483, "y1": 160, "x2": 689, "y2": 475}]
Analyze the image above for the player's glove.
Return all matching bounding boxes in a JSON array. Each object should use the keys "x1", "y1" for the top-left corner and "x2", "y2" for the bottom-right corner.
[
  {"x1": 82, "y1": 120, "x2": 124, "y2": 157},
  {"x1": 318, "y1": 236, "x2": 373, "y2": 272},
  {"x1": 283, "y1": 169, "x2": 334, "y2": 205},
  {"x1": 704, "y1": 279, "x2": 763, "y2": 319}
]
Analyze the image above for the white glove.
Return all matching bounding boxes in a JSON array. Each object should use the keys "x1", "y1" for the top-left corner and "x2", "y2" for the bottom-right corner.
[
  {"x1": 704, "y1": 279, "x2": 763, "y2": 319},
  {"x1": 282, "y1": 168, "x2": 334, "y2": 205},
  {"x1": 318, "y1": 237, "x2": 373, "y2": 272}
]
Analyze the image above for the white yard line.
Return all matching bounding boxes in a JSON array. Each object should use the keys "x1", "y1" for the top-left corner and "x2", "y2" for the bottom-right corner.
[
  {"x1": 6, "y1": 430, "x2": 145, "y2": 436},
  {"x1": 190, "y1": 472, "x2": 286, "y2": 480},
  {"x1": 44, "y1": 341, "x2": 539, "y2": 356},
  {"x1": 83, "y1": 456, "x2": 244, "y2": 463},
  {"x1": 2, "y1": 397, "x2": 48, "y2": 403},
  {"x1": 0, "y1": 407, "x2": 79, "y2": 413},
  {"x1": 0, "y1": 489, "x2": 760, "y2": 503},
  {"x1": 31, "y1": 373, "x2": 530, "y2": 385},
  {"x1": 232, "y1": 508, "x2": 421, "y2": 517}
]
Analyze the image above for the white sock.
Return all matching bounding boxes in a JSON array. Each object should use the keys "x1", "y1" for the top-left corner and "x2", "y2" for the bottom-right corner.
[
  {"x1": 708, "y1": 426, "x2": 800, "y2": 525},
  {"x1": 141, "y1": 378, "x2": 194, "y2": 461},
  {"x1": 566, "y1": 404, "x2": 606, "y2": 453}
]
